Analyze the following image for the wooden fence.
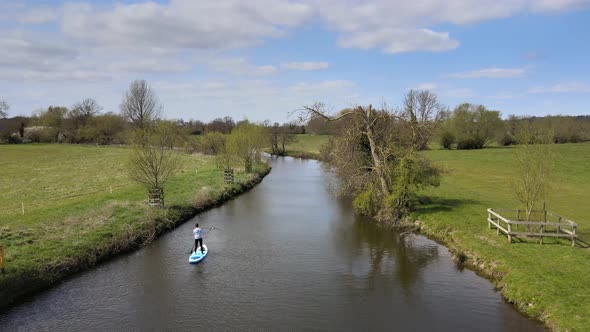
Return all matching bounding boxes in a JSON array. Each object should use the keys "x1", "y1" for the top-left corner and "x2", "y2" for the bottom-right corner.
[{"x1": 487, "y1": 208, "x2": 577, "y2": 246}]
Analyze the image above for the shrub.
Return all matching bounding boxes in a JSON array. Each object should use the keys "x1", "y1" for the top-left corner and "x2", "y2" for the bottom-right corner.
[
  {"x1": 353, "y1": 187, "x2": 380, "y2": 216},
  {"x1": 497, "y1": 133, "x2": 516, "y2": 146},
  {"x1": 456, "y1": 137, "x2": 486, "y2": 149},
  {"x1": 439, "y1": 131, "x2": 455, "y2": 149},
  {"x1": 198, "y1": 132, "x2": 226, "y2": 155}
]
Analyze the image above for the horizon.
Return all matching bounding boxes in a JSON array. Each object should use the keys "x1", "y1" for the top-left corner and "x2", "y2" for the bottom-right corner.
[{"x1": 1, "y1": 0, "x2": 590, "y2": 122}]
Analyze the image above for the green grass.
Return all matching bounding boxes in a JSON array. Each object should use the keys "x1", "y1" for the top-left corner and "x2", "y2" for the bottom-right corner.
[
  {"x1": 0, "y1": 144, "x2": 268, "y2": 306},
  {"x1": 418, "y1": 143, "x2": 590, "y2": 331},
  {"x1": 284, "y1": 134, "x2": 330, "y2": 158}
]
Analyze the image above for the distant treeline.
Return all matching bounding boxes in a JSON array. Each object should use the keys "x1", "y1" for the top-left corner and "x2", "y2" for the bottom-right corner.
[
  {"x1": 305, "y1": 104, "x2": 590, "y2": 149},
  {"x1": 0, "y1": 105, "x2": 306, "y2": 147},
  {"x1": 1, "y1": 97, "x2": 588, "y2": 150}
]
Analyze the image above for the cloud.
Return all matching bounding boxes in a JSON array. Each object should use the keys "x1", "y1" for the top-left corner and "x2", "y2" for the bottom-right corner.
[
  {"x1": 528, "y1": 81, "x2": 590, "y2": 93},
  {"x1": 448, "y1": 67, "x2": 526, "y2": 79},
  {"x1": 337, "y1": 28, "x2": 458, "y2": 53},
  {"x1": 315, "y1": 0, "x2": 588, "y2": 53},
  {"x1": 281, "y1": 62, "x2": 330, "y2": 71},
  {"x1": 209, "y1": 58, "x2": 277, "y2": 76},
  {"x1": 60, "y1": 1, "x2": 313, "y2": 51}
]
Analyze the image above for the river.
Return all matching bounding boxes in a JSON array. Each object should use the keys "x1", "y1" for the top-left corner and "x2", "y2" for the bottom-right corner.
[{"x1": 0, "y1": 157, "x2": 542, "y2": 331}]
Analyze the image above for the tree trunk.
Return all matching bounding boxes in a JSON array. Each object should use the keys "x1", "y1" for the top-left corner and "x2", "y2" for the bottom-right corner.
[{"x1": 364, "y1": 105, "x2": 390, "y2": 197}]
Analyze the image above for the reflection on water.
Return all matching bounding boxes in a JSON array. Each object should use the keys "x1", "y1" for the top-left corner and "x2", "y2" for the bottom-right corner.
[{"x1": 0, "y1": 157, "x2": 543, "y2": 331}]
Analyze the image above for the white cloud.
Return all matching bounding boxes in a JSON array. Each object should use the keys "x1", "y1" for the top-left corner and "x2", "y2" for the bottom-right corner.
[
  {"x1": 448, "y1": 67, "x2": 526, "y2": 79},
  {"x1": 281, "y1": 62, "x2": 330, "y2": 71},
  {"x1": 315, "y1": 0, "x2": 588, "y2": 53},
  {"x1": 60, "y1": 1, "x2": 312, "y2": 51},
  {"x1": 209, "y1": 58, "x2": 277, "y2": 76},
  {"x1": 338, "y1": 28, "x2": 459, "y2": 53},
  {"x1": 528, "y1": 81, "x2": 590, "y2": 93}
]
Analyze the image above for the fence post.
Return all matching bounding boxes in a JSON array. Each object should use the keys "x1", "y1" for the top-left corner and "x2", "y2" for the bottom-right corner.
[
  {"x1": 572, "y1": 225, "x2": 577, "y2": 247},
  {"x1": 516, "y1": 209, "x2": 520, "y2": 221},
  {"x1": 507, "y1": 222, "x2": 512, "y2": 243},
  {"x1": 557, "y1": 216, "x2": 562, "y2": 234}
]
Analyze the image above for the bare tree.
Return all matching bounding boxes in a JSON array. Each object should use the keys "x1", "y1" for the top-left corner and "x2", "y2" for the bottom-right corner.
[
  {"x1": 512, "y1": 122, "x2": 554, "y2": 220},
  {"x1": 403, "y1": 90, "x2": 448, "y2": 150},
  {"x1": 120, "y1": 80, "x2": 162, "y2": 130},
  {"x1": 70, "y1": 98, "x2": 102, "y2": 127},
  {"x1": 0, "y1": 101, "x2": 9, "y2": 119},
  {"x1": 128, "y1": 123, "x2": 181, "y2": 207}
]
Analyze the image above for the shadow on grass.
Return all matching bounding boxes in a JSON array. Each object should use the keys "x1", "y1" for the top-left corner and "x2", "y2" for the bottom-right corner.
[{"x1": 416, "y1": 196, "x2": 480, "y2": 215}]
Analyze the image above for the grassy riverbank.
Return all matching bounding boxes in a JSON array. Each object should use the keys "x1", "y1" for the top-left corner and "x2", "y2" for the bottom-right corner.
[
  {"x1": 284, "y1": 134, "x2": 330, "y2": 159},
  {"x1": 279, "y1": 135, "x2": 590, "y2": 330},
  {"x1": 418, "y1": 143, "x2": 590, "y2": 331},
  {"x1": 0, "y1": 144, "x2": 270, "y2": 308}
]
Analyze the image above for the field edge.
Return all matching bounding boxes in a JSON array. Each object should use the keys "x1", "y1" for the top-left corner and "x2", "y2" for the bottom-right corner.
[{"x1": 0, "y1": 164, "x2": 271, "y2": 309}]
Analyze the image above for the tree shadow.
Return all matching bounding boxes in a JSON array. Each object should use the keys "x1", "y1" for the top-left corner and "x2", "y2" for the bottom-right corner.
[{"x1": 415, "y1": 196, "x2": 480, "y2": 215}]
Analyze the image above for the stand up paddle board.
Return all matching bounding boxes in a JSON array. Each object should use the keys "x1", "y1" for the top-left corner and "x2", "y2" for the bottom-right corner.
[{"x1": 189, "y1": 245, "x2": 208, "y2": 264}]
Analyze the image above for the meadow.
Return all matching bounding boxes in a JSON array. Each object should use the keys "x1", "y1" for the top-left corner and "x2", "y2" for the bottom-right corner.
[
  {"x1": 284, "y1": 134, "x2": 331, "y2": 159},
  {"x1": 283, "y1": 135, "x2": 590, "y2": 330},
  {"x1": 0, "y1": 144, "x2": 269, "y2": 307},
  {"x1": 419, "y1": 143, "x2": 590, "y2": 330}
]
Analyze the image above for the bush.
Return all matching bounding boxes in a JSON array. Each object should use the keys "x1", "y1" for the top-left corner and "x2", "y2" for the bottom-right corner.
[
  {"x1": 439, "y1": 131, "x2": 455, "y2": 149},
  {"x1": 7, "y1": 134, "x2": 22, "y2": 144},
  {"x1": 198, "y1": 132, "x2": 226, "y2": 155},
  {"x1": 456, "y1": 137, "x2": 486, "y2": 149},
  {"x1": 497, "y1": 133, "x2": 516, "y2": 146},
  {"x1": 353, "y1": 187, "x2": 380, "y2": 216}
]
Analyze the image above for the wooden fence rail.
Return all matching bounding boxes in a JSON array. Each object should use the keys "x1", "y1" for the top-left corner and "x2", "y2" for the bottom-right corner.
[{"x1": 487, "y1": 208, "x2": 577, "y2": 246}]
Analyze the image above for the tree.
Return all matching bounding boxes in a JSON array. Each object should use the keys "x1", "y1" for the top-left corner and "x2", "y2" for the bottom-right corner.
[
  {"x1": 70, "y1": 98, "x2": 102, "y2": 128},
  {"x1": 128, "y1": 123, "x2": 181, "y2": 207},
  {"x1": 512, "y1": 122, "x2": 554, "y2": 220},
  {"x1": 269, "y1": 123, "x2": 296, "y2": 156},
  {"x1": 403, "y1": 90, "x2": 448, "y2": 150},
  {"x1": 227, "y1": 121, "x2": 267, "y2": 173},
  {"x1": 120, "y1": 80, "x2": 162, "y2": 130},
  {"x1": 301, "y1": 103, "x2": 440, "y2": 222},
  {"x1": 78, "y1": 113, "x2": 128, "y2": 145},
  {"x1": 447, "y1": 103, "x2": 503, "y2": 149},
  {"x1": 0, "y1": 101, "x2": 9, "y2": 119},
  {"x1": 36, "y1": 106, "x2": 69, "y2": 142}
]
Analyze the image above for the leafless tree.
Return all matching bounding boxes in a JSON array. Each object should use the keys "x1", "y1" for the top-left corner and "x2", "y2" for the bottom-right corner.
[
  {"x1": 0, "y1": 101, "x2": 9, "y2": 119},
  {"x1": 70, "y1": 98, "x2": 102, "y2": 128},
  {"x1": 128, "y1": 123, "x2": 181, "y2": 206},
  {"x1": 120, "y1": 80, "x2": 162, "y2": 130},
  {"x1": 512, "y1": 122, "x2": 554, "y2": 220},
  {"x1": 403, "y1": 90, "x2": 448, "y2": 150}
]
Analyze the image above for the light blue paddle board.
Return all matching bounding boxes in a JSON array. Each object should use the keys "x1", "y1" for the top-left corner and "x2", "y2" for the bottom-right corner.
[{"x1": 189, "y1": 244, "x2": 208, "y2": 264}]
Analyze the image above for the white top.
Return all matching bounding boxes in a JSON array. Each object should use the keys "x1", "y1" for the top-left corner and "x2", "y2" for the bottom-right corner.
[{"x1": 193, "y1": 227, "x2": 203, "y2": 239}]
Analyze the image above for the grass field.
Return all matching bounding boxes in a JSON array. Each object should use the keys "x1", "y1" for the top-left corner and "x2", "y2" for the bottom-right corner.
[
  {"x1": 284, "y1": 134, "x2": 331, "y2": 159},
  {"x1": 0, "y1": 144, "x2": 268, "y2": 306},
  {"x1": 419, "y1": 143, "x2": 590, "y2": 330},
  {"x1": 279, "y1": 135, "x2": 590, "y2": 330}
]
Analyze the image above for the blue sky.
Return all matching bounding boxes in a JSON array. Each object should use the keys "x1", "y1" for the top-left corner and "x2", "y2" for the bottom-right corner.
[{"x1": 1, "y1": 0, "x2": 589, "y2": 122}]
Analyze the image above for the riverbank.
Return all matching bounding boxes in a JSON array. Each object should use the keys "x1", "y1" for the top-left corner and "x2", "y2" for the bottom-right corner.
[
  {"x1": 282, "y1": 137, "x2": 589, "y2": 330},
  {"x1": 283, "y1": 134, "x2": 329, "y2": 160},
  {"x1": 417, "y1": 144, "x2": 590, "y2": 331},
  {"x1": 0, "y1": 144, "x2": 270, "y2": 308}
]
